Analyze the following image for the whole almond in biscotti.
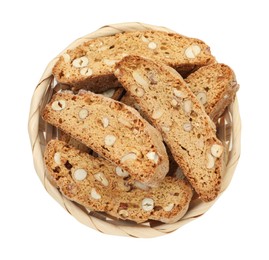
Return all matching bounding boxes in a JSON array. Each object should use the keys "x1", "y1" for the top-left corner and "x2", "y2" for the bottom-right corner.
[
  {"x1": 184, "y1": 63, "x2": 239, "y2": 122},
  {"x1": 115, "y1": 55, "x2": 224, "y2": 202},
  {"x1": 44, "y1": 140, "x2": 193, "y2": 224},
  {"x1": 53, "y1": 30, "x2": 215, "y2": 91},
  {"x1": 42, "y1": 91, "x2": 169, "y2": 186}
]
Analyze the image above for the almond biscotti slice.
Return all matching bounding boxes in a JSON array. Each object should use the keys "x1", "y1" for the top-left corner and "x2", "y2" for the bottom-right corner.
[
  {"x1": 42, "y1": 91, "x2": 169, "y2": 186},
  {"x1": 121, "y1": 63, "x2": 239, "y2": 123},
  {"x1": 53, "y1": 30, "x2": 216, "y2": 91},
  {"x1": 115, "y1": 56, "x2": 224, "y2": 202},
  {"x1": 45, "y1": 140, "x2": 193, "y2": 223},
  {"x1": 184, "y1": 63, "x2": 239, "y2": 121}
]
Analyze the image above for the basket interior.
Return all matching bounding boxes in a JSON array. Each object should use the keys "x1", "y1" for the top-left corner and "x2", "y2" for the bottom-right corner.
[
  {"x1": 28, "y1": 23, "x2": 240, "y2": 237},
  {"x1": 36, "y1": 74, "x2": 235, "y2": 231}
]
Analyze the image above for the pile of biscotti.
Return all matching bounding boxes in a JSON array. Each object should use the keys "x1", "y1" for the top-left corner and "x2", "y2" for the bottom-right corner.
[{"x1": 42, "y1": 31, "x2": 239, "y2": 224}]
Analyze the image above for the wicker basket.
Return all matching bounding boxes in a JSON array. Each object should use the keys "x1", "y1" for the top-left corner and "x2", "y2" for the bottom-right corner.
[{"x1": 28, "y1": 22, "x2": 241, "y2": 238}]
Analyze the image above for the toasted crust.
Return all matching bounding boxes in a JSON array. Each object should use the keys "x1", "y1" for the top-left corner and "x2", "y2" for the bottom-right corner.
[
  {"x1": 53, "y1": 30, "x2": 215, "y2": 91},
  {"x1": 115, "y1": 55, "x2": 223, "y2": 202},
  {"x1": 185, "y1": 63, "x2": 239, "y2": 121},
  {"x1": 44, "y1": 140, "x2": 193, "y2": 223},
  {"x1": 42, "y1": 91, "x2": 169, "y2": 186}
]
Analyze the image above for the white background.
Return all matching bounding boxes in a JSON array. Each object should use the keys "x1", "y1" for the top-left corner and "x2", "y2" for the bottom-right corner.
[{"x1": 0, "y1": 0, "x2": 268, "y2": 259}]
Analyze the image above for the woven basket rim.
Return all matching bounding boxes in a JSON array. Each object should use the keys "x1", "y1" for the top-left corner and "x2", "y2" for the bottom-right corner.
[{"x1": 28, "y1": 22, "x2": 241, "y2": 238}]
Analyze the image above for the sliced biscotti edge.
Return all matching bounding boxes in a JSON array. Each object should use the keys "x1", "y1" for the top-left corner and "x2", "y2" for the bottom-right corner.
[
  {"x1": 44, "y1": 140, "x2": 193, "y2": 223},
  {"x1": 52, "y1": 30, "x2": 216, "y2": 91},
  {"x1": 42, "y1": 91, "x2": 169, "y2": 186},
  {"x1": 185, "y1": 63, "x2": 239, "y2": 121},
  {"x1": 115, "y1": 55, "x2": 223, "y2": 202}
]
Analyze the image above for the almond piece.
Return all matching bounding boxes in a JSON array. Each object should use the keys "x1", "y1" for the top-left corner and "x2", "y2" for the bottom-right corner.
[
  {"x1": 78, "y1": 108, "x2": 89, "y2": 119},
  {"x1": 146, "y1": 151, "x2": 159, "y2": 164},
  {"x1": 118, "y1": 209, "x2": 129, "y2": 218},
  {"x1": 133, "y1": 181, "x2": 150, "y2": 191},
  {"x1": 94, "y1": 172, "x2": 109, "y2": 186},
  {"x1": 103, "y1": 58, "x2": 118, "y2": 66},
  {"x1": 130, "y1": 85, "x2": 145, "y2": 97},
  {"x1": 206, "y1": 153, "x2": 215, "y2": 169},
  {"x1": 115, "y1": 167, "x2": 129, "y2": 177},
  {"x1": 98, "y1": 45, "x2": 109, "y2": 52},
  {"x1": 161, "y1": 126, "x2": 170, "y2": 132},
  {"x1": 185, "y1": 45, "x2": 201, "y2": 59},
  {"x1": 80, "y1": 67, "x2": 93, "y2": 76},
  {"x1": 171, "y1": 99, "x2": 178, "y2": 107},
  {"x1": 118, "y1": 117, "x2": 132, "y2": 128},
  {"x1": 51, "y1": 100, "x2": 66, "y2": 111},
  {"x1": 183, "y1": 122, "x2": 192, "y2": 132},
  {"x1": 90, "y1": 188, "x2": 101, "y2": 200},
  {"x1": 141, "y1": 35, "x2": 149, "y2": 43},
  {"x1": 53, "y1": 152, "x2": 61, "y2": 165},
  {"x1": 164, "y1": 203, "x2": 174, "y2": 212},
  {"x1": 102, "y1": 117, "x2": 109, "y2": 128},
  {"x1": 104, "y1": 135, "x2": 116, "y2": 146},
  {"x1": 211, "y1": 144, "x2": 223, "y2": 158},
  {"x1": 141, "y1": 198, "x2": 154, "y2": 211},
  {"x1": 132, "y1": 71, "x2": 149, "y2": 89},
  {"x1": 72, "y1": 56, "x2": 89, "y2": 68},
  {"x1": 173, "y1": 88, "x2": 186, "y2": 98},
  {"x1": 148, "y1": 42, "x2": 157, "y2": 49},
  {"x1": 102, "y1": 88, "x2": 115, "y2": 98},
  {"x1": 166, "y1": 66, "x2": 181, "y2": 77},
  {"x1": 73, "y1": 168, "x2": 87, "y2": 181},
  {"x1": 197, "y1": 92, "x2": 207, "y2": 105},
  {"x1": 183, "y1": 100, "x2": 192, "y2": 114},
  {"x1": 120, "y1": 153, "x2": 137, "y2": 163}
]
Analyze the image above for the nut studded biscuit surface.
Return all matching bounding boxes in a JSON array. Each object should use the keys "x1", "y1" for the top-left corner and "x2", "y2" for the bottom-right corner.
[
  {"x1": 115, "y1": 56, "x2": 224, "y2": 202},
  {"x1": 185, "y1": 63, "x2": 239, "y2": 121},
  {"x1": 121, "y1": 63, "x2": 239, "y2": 123},
  {"x1": 57, "y1": 87, "x2": 125, "y2": 152},
  {"x1": 42, "y1": 91, "x2": 169, "y2": 186},
  {"x1": 53, "y1": 30, "x2": 216, "y2": 91},
  {"x1": 121, "y1": 63, "x2": 239, "y2": 121},
  {"x1": 45, "y1": 140, "x2": 193, "y2": 224}
]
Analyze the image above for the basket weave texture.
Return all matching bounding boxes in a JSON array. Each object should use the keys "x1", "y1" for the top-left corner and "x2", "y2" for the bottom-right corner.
[{"x1": 28, "y1": 22, "x2": 241, "y2": 238}]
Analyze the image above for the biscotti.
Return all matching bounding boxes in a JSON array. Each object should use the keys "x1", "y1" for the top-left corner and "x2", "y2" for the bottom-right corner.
[
  {"x1": 115, "y1": 56, "x2": 224, "y2": 202},
  {"x1": 53, "y1": 30, "x2": 216, "y2": 91},
  {"x1": 45, "y1": 140, "x2": 193, "y2": 223},
  {"x1": 42, "y1": 91, "x2": 169, "y2": 186},
  {"x1": 184, "y1": 63, "x2": 239, "y2": 121},
  {"x1": 120, "y1": 63, "x2": 238, "y2": 122}
]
